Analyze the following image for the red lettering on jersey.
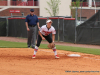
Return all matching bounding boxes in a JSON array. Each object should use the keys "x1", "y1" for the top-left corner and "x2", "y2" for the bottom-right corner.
[{"x1": 43, "y1": 30, "x2": 52, "y2": 36}]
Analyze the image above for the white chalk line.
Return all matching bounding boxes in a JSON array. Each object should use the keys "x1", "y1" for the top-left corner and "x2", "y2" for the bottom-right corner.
[{"x1": 39, "y1": 50, "x2": 100, "y2": 61}]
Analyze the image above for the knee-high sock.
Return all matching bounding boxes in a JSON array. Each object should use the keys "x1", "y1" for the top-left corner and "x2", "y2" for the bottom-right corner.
[
  {"x1": 52, "y1": 47, "x2": 57, "y2": 55},
  {"x1": 33, "y1": 46, "x2": 38, "y2": 55}
]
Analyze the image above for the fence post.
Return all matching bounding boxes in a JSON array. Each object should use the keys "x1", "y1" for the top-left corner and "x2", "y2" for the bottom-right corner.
[
  {"x1": 91, "y1": 28, "x2": 93, "y2": 44},
  {"x1": 63, "y1": 17, "x2": 64, "y2": 42},
  {"x1": 75, "y1": 7, "x2": 78, "y2": 43},
  {"x1": 33, "y1": 0, "x2": 34, "y2": 6},
  {"x1": 11, "y1": 13, "x2": 13, "y2": 17},
  {"x1": 6, "y1": 17, "x2": 8, "y2": 36},
  {"x1": 58, "y1": 17, "x2": 59, "y2": 42}
]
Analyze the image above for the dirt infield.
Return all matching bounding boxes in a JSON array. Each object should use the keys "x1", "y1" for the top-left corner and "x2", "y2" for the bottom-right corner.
[
  {"x1": 0, "y1": 48, "x2": 100, "y2": 75},
  {"x1": 0, "y1": 37, "x2": 100, "y2": 75}
]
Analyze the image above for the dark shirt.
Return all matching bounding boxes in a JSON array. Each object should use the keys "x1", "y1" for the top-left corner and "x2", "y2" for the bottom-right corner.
[{"x1": 25, "y1": 14, "x2": 39, "y2": 26}]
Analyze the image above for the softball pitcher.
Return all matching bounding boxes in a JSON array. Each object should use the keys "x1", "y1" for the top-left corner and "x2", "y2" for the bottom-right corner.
[{"x1": 32, "y1": 19, "x2": 59, "y2": 59}]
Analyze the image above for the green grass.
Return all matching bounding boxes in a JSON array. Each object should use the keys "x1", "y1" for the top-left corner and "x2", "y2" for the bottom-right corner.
[
  {"x1": 0, "y1": 40, "x2": 100, "y2": 55},
  {"x1": 0, "y1": 40, "x2": 27, "y2": 48},
  {"x1": 56, "y1": 45, "x2": 100, "y2": 55}
]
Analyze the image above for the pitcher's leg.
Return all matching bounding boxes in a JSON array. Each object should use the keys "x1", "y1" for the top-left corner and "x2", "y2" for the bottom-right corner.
[
  {"x1": 44, "y1": 35, "x2": 59, "y2": 58},
  {"x1": 52, "y1": 47, "x2": 60, "y2": 58},
  {"x1": 32, "y1": 34, "x2": 42, "y2": 58},
  {"x1": 44, "y1": 34, "x2": 52, "y2": 43}
]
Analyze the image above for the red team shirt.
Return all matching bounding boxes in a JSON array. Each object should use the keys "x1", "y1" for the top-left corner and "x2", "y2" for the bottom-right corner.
[{"x1": 40, "y1": 25, "x2": 56, "y2": 36}]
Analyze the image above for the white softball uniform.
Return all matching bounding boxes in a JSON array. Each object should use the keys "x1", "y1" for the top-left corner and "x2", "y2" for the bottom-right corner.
[{"x1": 39, "y1": 25, "x2": 56, "y2": 36}]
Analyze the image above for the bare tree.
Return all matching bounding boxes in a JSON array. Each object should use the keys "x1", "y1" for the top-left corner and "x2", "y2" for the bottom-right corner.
[
  {"x1": 45, "y1": 0, "x2": 61, "y2": 16},
  {"x1": 70, "y1": 0, "x2": 83, "y2": 18}
]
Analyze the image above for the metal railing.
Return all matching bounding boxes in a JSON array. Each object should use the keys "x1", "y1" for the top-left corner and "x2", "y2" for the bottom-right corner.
[
  {"x1": 92, "y1": 2, "x2": 100, "y2": 7},
  {"x1": 82, "y1": 2, "x2": 88, "y2": 7},
  {"x1": 0, "y1": 1, "x2": 39, "y2": 6},
  {"x1": 0, "y1": 1, "x2": 7, "y2": 6},
  {"x1": 71, "y1": 2, "x2": 100, "y2": 7}
]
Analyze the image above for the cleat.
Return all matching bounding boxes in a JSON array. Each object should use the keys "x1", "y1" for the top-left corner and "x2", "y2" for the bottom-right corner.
[
  {"x1": 32, "y1": 55, "x2": 36, "y2": 59},
  {"x1": 55, "y1": 55, "x2": 60, "y2": 59}
]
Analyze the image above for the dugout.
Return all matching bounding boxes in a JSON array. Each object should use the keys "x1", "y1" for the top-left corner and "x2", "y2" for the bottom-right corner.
[{"x1": 76, "y1": 10, "x2": 100, "y2": 45}]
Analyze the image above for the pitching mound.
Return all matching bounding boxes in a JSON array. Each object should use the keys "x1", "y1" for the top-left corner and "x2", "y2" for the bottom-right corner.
[{"x1": 0, "y1": 48, "x2": 100, "y2": 75}]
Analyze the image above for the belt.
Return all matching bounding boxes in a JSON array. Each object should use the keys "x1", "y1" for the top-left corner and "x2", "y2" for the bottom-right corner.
[{"x1": 28, "y1": 25, "x2": 36, "y2": 27}]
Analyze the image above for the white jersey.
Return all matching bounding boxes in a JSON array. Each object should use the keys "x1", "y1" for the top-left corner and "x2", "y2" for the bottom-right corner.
[{"x1": 39, "y1": 25, "x2": 56, "y2": 36}]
